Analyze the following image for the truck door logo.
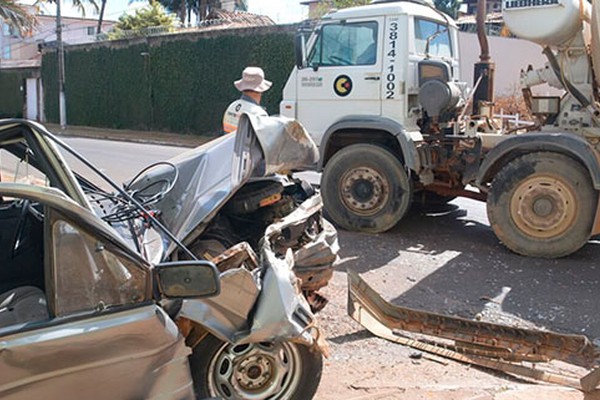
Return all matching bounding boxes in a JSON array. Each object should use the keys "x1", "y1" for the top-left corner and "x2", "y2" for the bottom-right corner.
[{"x1": 334, "y1": 75, "x2": 353, "y2": 97}]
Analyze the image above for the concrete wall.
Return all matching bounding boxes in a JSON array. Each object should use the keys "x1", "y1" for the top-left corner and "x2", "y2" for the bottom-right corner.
[{"x1": 458, "y1": 31, "x2": 559, "y2": 97}]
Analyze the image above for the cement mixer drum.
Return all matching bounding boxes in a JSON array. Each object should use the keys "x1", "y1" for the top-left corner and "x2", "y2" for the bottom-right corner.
[{"x1": 502, "y1": 0, "x2": 587, "y2": 46}]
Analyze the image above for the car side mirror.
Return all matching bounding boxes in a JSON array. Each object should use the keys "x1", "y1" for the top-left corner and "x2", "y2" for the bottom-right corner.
[
  {"x1": 155, "y1": 261, "x2": 220, "y2": 299},
  {"x1": 295, "y1": 33, "x2": 305, "y2": 69}
]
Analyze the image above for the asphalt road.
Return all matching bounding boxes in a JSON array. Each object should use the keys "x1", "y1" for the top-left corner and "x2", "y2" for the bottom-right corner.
[
  {"x1": 63, "y1": 137, "x2": 185, "y2": 183},
  {"x1": 340, "y1": 200, "x2": 600, "y2": 337}
]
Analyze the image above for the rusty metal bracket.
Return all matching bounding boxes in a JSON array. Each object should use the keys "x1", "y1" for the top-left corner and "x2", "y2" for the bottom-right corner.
[{"x1": 347, "y1": 270, "x2": 600, "y2": 392}]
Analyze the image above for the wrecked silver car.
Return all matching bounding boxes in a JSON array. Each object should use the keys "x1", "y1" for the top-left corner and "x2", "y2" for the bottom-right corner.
[
  {"x1": 124, "y1": 114, "x2": 338, "y2": 310},
  {"x1": 0, "y1": 184, "x2": 220, "y2": 399},
  {"x1": 0, "y1": 116, "x2": 337, "y2": 399}
]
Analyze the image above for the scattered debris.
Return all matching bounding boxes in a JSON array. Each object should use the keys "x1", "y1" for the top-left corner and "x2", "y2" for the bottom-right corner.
[{"x1": 347, "y1": 270, "x2": 600, "y2": 392}]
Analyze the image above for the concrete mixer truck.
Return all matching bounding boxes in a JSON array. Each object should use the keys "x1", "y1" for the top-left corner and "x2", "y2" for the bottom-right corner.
[{"x1": 280, "y1": 0, "x2": 600, "y2": 258}]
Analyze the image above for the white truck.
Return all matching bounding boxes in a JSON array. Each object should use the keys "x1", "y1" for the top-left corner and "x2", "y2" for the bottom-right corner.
[{"x1": 280, "y1": 0, "x2": 600, "y2": 258}]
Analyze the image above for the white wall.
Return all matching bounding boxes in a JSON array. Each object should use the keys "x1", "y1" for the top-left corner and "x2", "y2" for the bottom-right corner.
[
  {"x1": 6, "y1": 16, "x2": 116, "y2": 61},
  {"x1": 458, "y1": 31, "x2": 559, "y2": 97}
]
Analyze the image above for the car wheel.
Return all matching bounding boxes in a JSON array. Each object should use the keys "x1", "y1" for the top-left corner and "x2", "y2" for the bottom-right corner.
[{"x1": 189, "y1": 334, "x2": 323, "y2": 400}]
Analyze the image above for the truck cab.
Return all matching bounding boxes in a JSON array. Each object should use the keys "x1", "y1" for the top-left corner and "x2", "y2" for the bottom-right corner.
[{"x1": 281, "y1": 0, "x2": 461, "y2": 151}]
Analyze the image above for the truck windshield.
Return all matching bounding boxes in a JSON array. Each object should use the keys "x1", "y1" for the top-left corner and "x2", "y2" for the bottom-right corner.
[
  {"x1": 414, "y1": 18, "x2": 452, "y2": 58},
  {"x1": 308, "y1": 21, "x2": 379, "y2": 67}
]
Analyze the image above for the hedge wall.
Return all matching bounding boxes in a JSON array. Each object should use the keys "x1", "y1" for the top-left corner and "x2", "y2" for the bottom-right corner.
[
  {"x1": 0, "y1": 70, "x2": 26, "y2": 118},
  {"x1": 42, "y1": 26, "x2": 296, "y2": 135}
]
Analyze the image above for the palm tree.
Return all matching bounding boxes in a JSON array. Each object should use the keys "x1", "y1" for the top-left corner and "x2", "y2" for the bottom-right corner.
[
  {"x1": 156, "y1": 0, "x2": 247, "y2": 26},
  {"x1": 96, "y1": 0, "x2": 106, "y2": 33},
  {"x1": 0, "y1": 0, "x2": 35, "y2": 32},
  {"x1": 41, "y1": 0, "x2": 99, "y2": 17}
]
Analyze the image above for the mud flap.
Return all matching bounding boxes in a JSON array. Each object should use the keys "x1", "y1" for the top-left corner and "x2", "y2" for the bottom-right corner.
[{"x1": 347, "y1": 270, "x2": 600, "y2": 392}]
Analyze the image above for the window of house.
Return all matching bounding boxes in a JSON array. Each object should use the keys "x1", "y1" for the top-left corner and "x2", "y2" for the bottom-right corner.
[
  {"x1": 414, "y1": 18, "x2": 452, "y2": 58},
  {"x1": 2, "y1": 45, "x2": 11, "y2": 60},
  {"x1": 2, "y1": 24, "x2": 18, "y2": 38},
  {"x1": 309, "y1": 21, "x2": 378, "y2": 67},
  {"x1": 52, "y1": 220, "x2": 149, "y2": 315},
  {"x1": 87, "y1": 26, "x2": 96, "y2": 36}
]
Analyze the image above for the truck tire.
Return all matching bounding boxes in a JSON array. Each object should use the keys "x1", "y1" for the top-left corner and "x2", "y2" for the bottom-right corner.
[
  {"x1": 487, "y1": 152, "x2": 596, "y2": 258},
  {"x1": 321, "y1": 144, "x2": 413, "y2": 233},
  {"x1": 189, "y1": 334, "x2": 323, "y2": 400}
]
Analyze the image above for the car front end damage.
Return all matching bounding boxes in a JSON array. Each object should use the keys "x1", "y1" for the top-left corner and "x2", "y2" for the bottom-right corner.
[
  {"x1": 177, "y1": 194, "x2": 331, "y2": 355},
  {"x1": 0, "y1": 117, "x2": 335, "y2": 399}
]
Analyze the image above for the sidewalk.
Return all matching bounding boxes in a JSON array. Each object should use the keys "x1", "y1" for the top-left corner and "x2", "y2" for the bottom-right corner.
[{"x1": 45, "y1": 123, "x2": 213, "y2": 148}]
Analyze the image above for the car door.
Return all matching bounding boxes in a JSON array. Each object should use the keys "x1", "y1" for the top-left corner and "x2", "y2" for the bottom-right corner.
[
  {"x1": 0, "y1": 186, "x2": 194, "y2": 400},
  {"x1": 295, "y1": 17, "x2": 384, "y2": 144}
]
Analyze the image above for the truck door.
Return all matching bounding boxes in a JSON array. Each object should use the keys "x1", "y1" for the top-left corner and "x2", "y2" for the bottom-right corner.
[{"x1": 296, "y1": 17, "x2": 384, "y2": 144}]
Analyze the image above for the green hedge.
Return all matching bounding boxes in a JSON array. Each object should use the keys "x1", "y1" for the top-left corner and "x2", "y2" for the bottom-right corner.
[
  {"x1": 0, "y1": 71, "x2": 26, "y2": 118},
  {"x1": 42, "y1": 27, "x2": 296, "y2": 135}
]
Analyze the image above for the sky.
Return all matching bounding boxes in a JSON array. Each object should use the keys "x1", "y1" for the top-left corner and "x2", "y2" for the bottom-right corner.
[{"x1": 30, "y1": 0, "x2": 308, "y2": 24}]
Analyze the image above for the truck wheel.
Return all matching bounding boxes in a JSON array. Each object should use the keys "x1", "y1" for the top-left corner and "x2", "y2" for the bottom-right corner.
[
  {"x1": 487, "y1": 152, "x2": 596, "y2": 258},
  {"x1": 189, "y1": 334, "x2": 323, "y2": 400},
  {"x1": 321, "y1": 144, "x2": 412, "y2": 233}
]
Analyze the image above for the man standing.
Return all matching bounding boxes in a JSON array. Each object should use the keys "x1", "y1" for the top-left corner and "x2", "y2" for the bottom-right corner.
[{"x1": 222, "y1": 67, "x2": 272, "y2": 134}]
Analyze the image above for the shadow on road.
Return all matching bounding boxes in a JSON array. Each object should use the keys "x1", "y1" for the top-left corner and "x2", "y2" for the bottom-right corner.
[{"x1": 335, "y1": 201, "x2": 600, "y2": 338}]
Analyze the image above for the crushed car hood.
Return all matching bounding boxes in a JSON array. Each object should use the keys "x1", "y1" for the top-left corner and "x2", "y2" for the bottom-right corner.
[{"x1": 128, "y1": 114, "x2": 319, "y2": 257}]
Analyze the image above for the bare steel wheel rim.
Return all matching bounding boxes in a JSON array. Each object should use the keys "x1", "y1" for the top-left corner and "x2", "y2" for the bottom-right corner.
[
  {"x1": 208, "y1": 341, "x2": 303, "y2": 400},
  {"x1": 340, "y1": 166, "x2": 389, "y2": 216},
  {"x1": 509, "y1": 175, "x2": 578, "y2": 239}
]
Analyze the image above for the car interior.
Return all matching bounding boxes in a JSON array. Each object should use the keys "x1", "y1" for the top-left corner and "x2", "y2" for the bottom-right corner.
[
  {"x1": 0, "y1": 197, "x2": 49, "y2": 329},
  {"x1": 0, "y1": 136, "x2": 50, "y2": 329}
]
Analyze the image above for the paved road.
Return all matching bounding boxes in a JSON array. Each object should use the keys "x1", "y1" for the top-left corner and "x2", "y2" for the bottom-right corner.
[{"x1": 64, "y1": 137, "x2": 185, "y2": 183}]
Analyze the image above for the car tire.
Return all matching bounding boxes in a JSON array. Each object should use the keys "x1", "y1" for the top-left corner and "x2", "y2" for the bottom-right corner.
[{"x1": 189, "y1": 334, "x2": 323, "y2": 400}]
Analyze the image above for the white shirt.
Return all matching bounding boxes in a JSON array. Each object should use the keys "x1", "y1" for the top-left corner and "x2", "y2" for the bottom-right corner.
[{"x1": 222, "y1": 95, "x2": 267, "y2": 134}]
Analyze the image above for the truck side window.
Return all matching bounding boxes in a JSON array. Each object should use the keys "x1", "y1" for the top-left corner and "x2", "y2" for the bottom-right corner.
[
  {"x1": 309, "y1": 21, "x2": 378, "y2": 67},
  {"x1": 414, "y1": 18, "x2": 452, "y2": 58}
]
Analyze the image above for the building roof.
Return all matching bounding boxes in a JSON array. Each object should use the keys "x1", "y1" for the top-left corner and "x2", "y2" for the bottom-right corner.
[
  {"x1": 35, "y1": 14, "x2": 117, "y2": 23},
  {"x1": 202, "y1": 8, "x2": 275, "y2": 27},
  {"x1": 0, "y1": 59, "x2": 41, "y2": 70}
]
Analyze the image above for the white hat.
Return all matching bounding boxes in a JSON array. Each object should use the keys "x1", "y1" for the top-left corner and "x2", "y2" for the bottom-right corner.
[{"x1": 234, "y1": 67, "x2": 272, "y2": 93}]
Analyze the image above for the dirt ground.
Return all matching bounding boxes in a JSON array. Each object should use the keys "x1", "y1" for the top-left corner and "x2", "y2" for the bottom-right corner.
[
  {"x1": 314, "y1": 268, "x2": 598, "y2": 400},
  {"x1": 53, "y1": 123, "x2": 600, "y2": 400}
]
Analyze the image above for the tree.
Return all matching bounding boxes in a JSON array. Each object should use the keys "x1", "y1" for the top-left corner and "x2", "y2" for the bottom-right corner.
[
  {"x1": 37, "y1": 0, "x2": 99, "y2": 17},
  {"x1": 155, "y1": 0, "x2": 247, "y2": 26},
  {"x1": 109, "y1": 0, "x2": 178, "y2": 38},
  {"x1": 313, "y1": 0, "x2": 369, "y2": 18},
  {"x1": 433, "y1": 0, "x2": 460, "y2": 18},
  {"x1": 311, "y1": 0, "x2": 461, "y2": 19},
  {"x1": 0, "y1": 0, "x2": 35, "y2": 32},
  {"x1": 96, "y1": 0, "x2": 106, "y2": 33}
]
